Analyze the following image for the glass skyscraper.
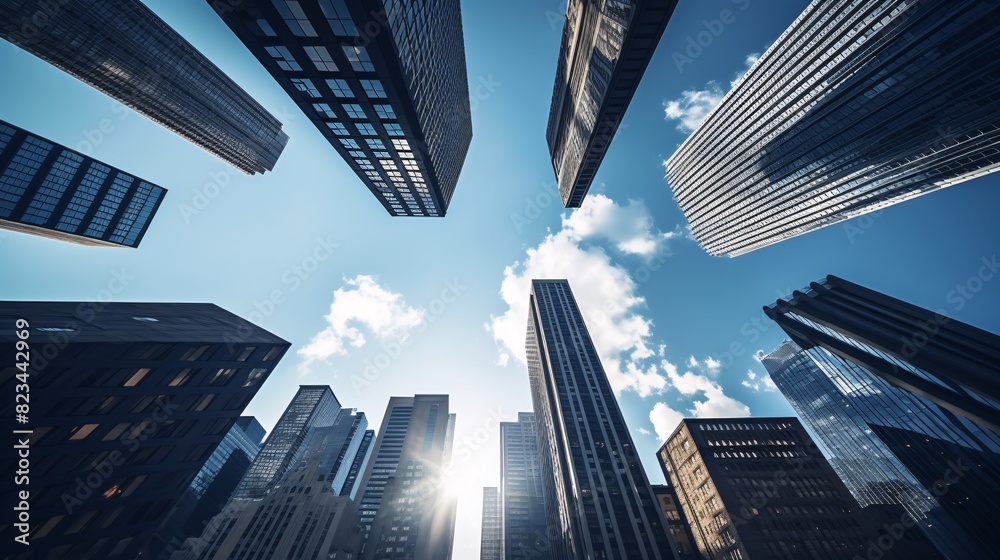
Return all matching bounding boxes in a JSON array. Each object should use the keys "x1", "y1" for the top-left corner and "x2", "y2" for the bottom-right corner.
[
  {"x1": 761, "y1": 340, "x2": 1000, "y2": 559},
  {"x1": 764, "y1": 275, "x2": 1000, "y2": 437},
  {"x1": 499, "y1": 412, "x2": 549, "y2": 560},
  {"x1": 0, "y1": 120, "x2": 165, "y2": 247},
  {"x1": 665, "y1": 0, "x2": 1000, "y2": 256},
  {"x1": 355, "y1": 394, "x2": 457, "y2": 560},
  {"x1": 0, "y1": 302, "x2": 289, "y2": 560},
  {"x1": 211, "y1": 0, "x2": 473, "y2": 216},
  {"x1": 481, "y1": 487, "x2": 502, "y2": 560},
  {"x1": 0, "y1": 0, "x2": 289, "y2": 174},
  {"x1": 546, "y1": 0, "x2": 679, "y2": 207},
  {"x1": 526, "y1": 279, "x2": 675, "y2": 559}
]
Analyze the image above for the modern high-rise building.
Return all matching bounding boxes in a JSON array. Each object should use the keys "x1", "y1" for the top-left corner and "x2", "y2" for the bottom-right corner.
[
  {"x1": 211, "y1": 0, "x2": 473, "y2": 216},
  {"x1": 658, "y1": 418, "x2": 903, "y2": 560},
  {"x1": 546, "y1": 0, "x2": 679, "y2": 207},
  {"x1": 481, "y1": 487, "x2": 502, "y2": 560},
  {"x1": 0, "y1": 302, "x2": 289, "y2": 560},
  {"x1": 355, "y1": 394, "x2": 457, "y2": 560},
  {"x1": 340, "y1": 428, "x2": 376, "y2": 501},
  {"x1": 181, "y1": 451, "x2": 364, "y2": 560},
  {"x1": 146, "y1": 416, "x2": 266, "y2": 559},
  {"x1": 764, "y1": 275, "x2": 1000, "y2": 436},
  {"x1": 0, "y1": 0, "x2": 289, "y2": 174},
  {"x1": 499, "y1": 412, "x2": 549, "y2": 560},
  {"x1": 665, "y1": 0, "x2": 1000, "y2": 256},
  {"x1": 231, "y1": 385, "x2": 342, "y2": 499},
  {"x1": 0, "y1": 120, "x2": 166, "y2": 247},
  {"x1": 526, "y1": 279, "x2": 675, "y2": 559},
  {"x1": 649, "y1": 484, "x2": 700, "y2": 560},
  {"x1": 761, "y1": 339, "x2": 999, "y2": 559}
]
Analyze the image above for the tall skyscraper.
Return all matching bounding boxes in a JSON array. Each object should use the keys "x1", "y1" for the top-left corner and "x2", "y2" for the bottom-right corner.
[
  {"x1": 481, "y1": 487, "x2": 502, "y2": 560},
  {"x1": 526, "y1": 279, "x2": 675, "y2": 559},
  {"x1": 0, "y1": 302, "x2": 289, "y2": 560},
  {"x1": 761, "y1": 339, "x2": 999, "y2": 559},
  {"x1": 355, "y1": 394, "x2": 457, "y2": 560},
  {"x1": 211, "y1": 0, "x2": 473, "y2": 216},
  {"x1": 0, "y1": 120, "x2": 166, "y2": 247},
  {"x1": 340, "y1": 428, "x2": 376, "y2": 501},
  {"x1": 0, "y1": 0, "x2": 288, "y2": 174},
  {"x1": 764, "y1": 275, "x2": 1000, "y2": 436},
  {"x1": 146, "y1": 416, "x2": 266, "y2": 559},
  {"x1": 546, "y1": 0, "x2": 679, "y2": 207},
  {"x1": 658, "y1": 418, "x2": 905, "y2": 560},
  {"x1": 649, "y1": 484, "x2": 700, "y2": 560},
  {"x1": 231, "y1": 385, "x2": 342, "y2": 499},
  {"x1": 499, "y1": 412, "x2": 549, "y2": 560},
  {"x1": 664, "y1": 0, "x2": 1000, "y2": 256}
]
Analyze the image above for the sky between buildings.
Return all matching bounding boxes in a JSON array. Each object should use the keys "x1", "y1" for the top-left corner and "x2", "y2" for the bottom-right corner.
[{"x1": 2, "y1": 0, "x2": 999, "y2": 558}]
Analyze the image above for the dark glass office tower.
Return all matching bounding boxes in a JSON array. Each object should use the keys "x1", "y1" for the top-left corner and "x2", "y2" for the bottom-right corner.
[
  {"x1": 481, "y1": 487, "x2": 502, "y2": 560},
  {"x1": 500, "y1": 412, "x2": 549, "y2": 560},
  {"x1": 0, "y1": 302, "x2": 289, "y2": 560},
  {"x1": 764, "y1": 275, "x2": 1000, "y2": 436},
  {"x1": 0, "y1": 1, "x2": 288, "y2": 174},
  {"x1": 526, "y1": 279, "x2": 675, "y2": 559},
  {"x1": 761, "y1": 339, "x2": 999, "y2": 559},
  {"x1": 546, "y1": 0, "x2": 679, "y2": 207},
  {"x1": 658, "y1": 418, "x2": 905, "y2": 560},
  {"x1": 649, "y1": 484, "x2": 700, "y2": 560},
  {"x1": 356, "y1": 394, "x2": 457, "y2": 560},
  {"x1": 231, "y1": 385, "x2": 342, "y2": 499},
  {"x1": 211, "y1": 0, "x2": 473, "y2": 216},
  {"x1": 146, "y1": 416, "x2": 265, "y2": 559},
  {"x1": 340, "y1": 428, "x2": 375, "y2": 500},
  {"x1": 0, "y1": 120, "x2": 165, "y2": 247},
  {"x1": 665, "y1": 0, "x2": 1000, "y2": 256}
]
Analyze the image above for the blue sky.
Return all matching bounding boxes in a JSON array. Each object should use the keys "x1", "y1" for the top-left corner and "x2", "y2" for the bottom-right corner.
[{"x1": 3, "y1": 0, "x2": 1000, "y2": 557}]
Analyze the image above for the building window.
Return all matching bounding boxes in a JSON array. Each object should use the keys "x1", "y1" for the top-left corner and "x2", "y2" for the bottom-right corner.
[
  {"x1": 366, "y1": 138, "x2": 386, "y2": 149},
  {"x1": 343, "y1": 46, "x2": 375, "y2": 72},
  {"x1": 273, "y1": 0, "x2": 317, "y2": 36},
  {"x1": 256, "y1": 18, "x2": 276, "y2": 36},
  {"x1": 326, "y1": 79, "x2": 353, "y2": 97},
  {"x1": 356, "y1": 159, "x2": 375, "y2": 170},
  {"x1": 318, "y1": 0, "x2": 357, "y2": 36},
  {"x1": 290, "y1": 78, "x2": 321, "y2": 98},
  {"x1": 303, "y1": 46, "x2": 338, "y2": 71},
  {"x1": 313, "y1": 103, "x2": 337, "y2": 119},
  {"x1": 360, "y1": 79, "x2": 387, "y2": 98},
  {"x1": 384, "y1": 123, "x2": 404, "y2": 136},
  {"x1": 374, "y1": 105, "x2": 396, "y2": 119},
  {"x1": 327, "y1": 122, "x2": 349, "y2": 136},
  {"x1": 356, "y1": 123, "x2": 377, "y2": 136},
  {"x1": 342, "y1": 104, "x2": 366, "y2": 119},
  {"x1": 68, "y1": 424, "x2": 99, "y2": 441},
  {"x1": 264, "y1": 45, "x2": 301, "y2": 71},
  {"x1": 391, "y1": 139, "x2": 410, "y2": 150},
  {"x1": 341, "y1": 139, "x2": 360, "y2": 149}
]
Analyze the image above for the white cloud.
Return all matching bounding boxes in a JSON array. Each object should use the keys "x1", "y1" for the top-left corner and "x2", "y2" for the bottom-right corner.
[
  {"x1": 687, "y1": 356, "x2": 699, "y2": 368},
  {"x1": 664, "y1": 52, "x2": 761, "y2": 134},
  {"x1": 638, "y1": 427, "x2": 652, "y2": 436},
  {"x1": 488, "y1": 194, "x2": 680, "y2": 397},
  {"x1": 650, "y1": 402, "x2": 685, "y2": 442},
  {"x1": 742, "y1": 369, "x2": 779, "y2": 393},
  {"x1": 662, "y1": 360, "x2": 752, "y2": 418},
  {"x1": 703, "y1": 356, "x2": 722, "y2": 375},
  {"x1": 298, "y1": 275, "x2": 424, "y2": 371}
]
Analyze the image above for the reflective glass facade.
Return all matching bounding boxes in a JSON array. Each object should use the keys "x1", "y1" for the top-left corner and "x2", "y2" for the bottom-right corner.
[
  {"x1": 665, "y1": 0, "x2": 1000, "y2": 256},
  {"x1": 762, "y1": 323, "x2": 1000, "y2": 558},
  {"x1": 0, "y1": 1, "x2": 288, "y2": 174},
  {"x1": 212, "y1": 0, "x2": 473, "y2": 216},
  {"x1": 0, "y1": 120, "x2": 165, "y2": 247},
  {"x1": 658, "y1": 418, "x2": 888, "y2": 560},
  {"x1": 546, "y1": 0, "x2": 678, "y2": 207},
  {"x1": 481, "y1": 487, "x2": 502, "y2": 560},
  {"x1": 0, "y1": 302, "x2": 289, "y2": 560},
  {"x1": 231, "y1": 385, "x2": 342, "y2": 499},
  {"x1": 527, "y1": 280, "x2": 675, "y2": 559},
  {"x1": 499, "y1": 412, "x2": 549, "y2": 560}
]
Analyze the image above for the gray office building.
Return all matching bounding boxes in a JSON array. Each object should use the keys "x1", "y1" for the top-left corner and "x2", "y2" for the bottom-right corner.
[
  {"x1": 211, "y1": 0, "x2": 473, "y2": 216},
  {"x1": 665, "y1": 0, "x2": 1000, "y2": 256},
  {"x1": 500, "y1": 412, "x2": 549, "y2": 560},
  {"x1": 0, "y1": 302, "x2": 289, "y2": 560},
  {"x1": 761, "y1": 340, "x2": 999, "y2": 559},
  {"x1": 0, "y1": 120, "x2": 165, "y2": 247},
  {"x1": 0, "y1": 0, "x2": 288, "y2": 174},
  {"x1": 481, "y1": 487, "x2": 502, "y2": 560},
  {"x1": 526, "y1": 279, "x2": 675, "y2": 559},
  {"x1": 356, "y1": 394, "x2": 457, "y2": 560},
  {"x1": 547, "y1": 0, "x2": 679, "y2": 207}
]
